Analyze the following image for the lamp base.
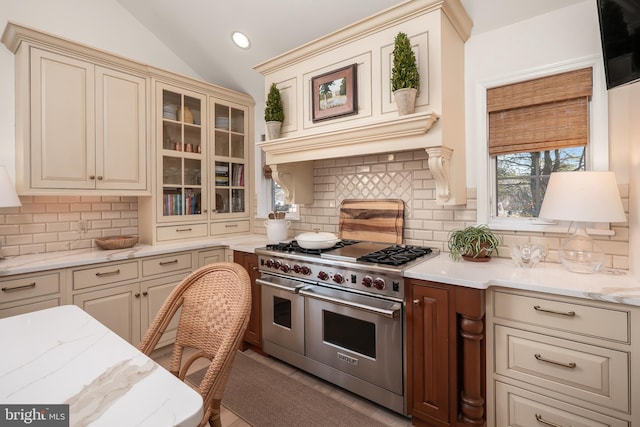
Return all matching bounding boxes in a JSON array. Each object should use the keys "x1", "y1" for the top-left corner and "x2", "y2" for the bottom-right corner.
[{"x1": 559, "y1": 227, "x2": 605, "y2": 274}]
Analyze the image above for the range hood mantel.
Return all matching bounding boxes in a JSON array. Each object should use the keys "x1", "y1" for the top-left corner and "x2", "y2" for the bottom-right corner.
[
  {"x1": 256, "y1": 0, "x2": 470, "y2": 206},
  {"x1": 259, "y1": 111, "x2": 439, "y2": 165}
]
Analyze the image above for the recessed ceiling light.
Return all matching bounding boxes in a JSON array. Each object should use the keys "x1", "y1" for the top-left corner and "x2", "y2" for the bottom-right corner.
[{"x1": 231, "y1": 31, "x2": 250, "y2": 49}]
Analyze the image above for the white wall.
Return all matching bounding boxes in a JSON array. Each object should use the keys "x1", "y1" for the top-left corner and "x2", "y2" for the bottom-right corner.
[{"x1": 0, "y1": 0, "x2": 202, "y2": 179}]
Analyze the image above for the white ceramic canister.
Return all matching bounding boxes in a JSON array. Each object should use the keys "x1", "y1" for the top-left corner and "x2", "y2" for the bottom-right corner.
[{"x1": 265, "y1": 219, "x2": 291, "y2": 243}]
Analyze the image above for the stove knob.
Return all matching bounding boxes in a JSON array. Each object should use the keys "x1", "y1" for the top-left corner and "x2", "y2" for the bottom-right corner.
[
  {"x1": 373, "y1": 277, "x2": 386, "y2": 290},
  {"x1": 332, "y1": 273, "x2": 345, "y2": 284},
  {"x1": 265, "y1": 259, "x2": 275, "y2": 268},
  {"x1": 273, "y1": 260, "x2": 282, "y2": 270},
  {"x1": 317, "y1": 271, "x2": 329, "y2": 281},
  {"x1": 293, "y1": 264, "x2": 302, "y2": 273},
  {"x1": 362, "y1": 276, "x2": 373, "y2": 288},
  {"x1": 301, "y1": 266, "x2": 312, "y2": 276}
]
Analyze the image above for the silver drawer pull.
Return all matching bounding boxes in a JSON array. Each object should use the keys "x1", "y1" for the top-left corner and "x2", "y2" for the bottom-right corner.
[
  {"x1": 535, "y1": 413, "x2": 564, "y2": 427},
  {"x1": 176, "y1": 228, "x2": 192, "y2": 232},
  {"x1": 159, "y1": 259, "x2": 179, "y2": 266},
  {"x1": 534, "y1": 353, "x2": 577, "y2": 369},
  {"x1": 96, "y1": 269, "x2": 121, "y2": 277},
  {"x1": 2, "y1": 282, "x2": 36, "y2": 292},
  {"x1": 533, "y1": 305, "x2": 575, "y2": 317}
]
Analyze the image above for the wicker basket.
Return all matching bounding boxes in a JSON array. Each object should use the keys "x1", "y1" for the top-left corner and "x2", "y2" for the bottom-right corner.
[{"x1": 95, "y1": 235, "x2": 138, "y2": 250}]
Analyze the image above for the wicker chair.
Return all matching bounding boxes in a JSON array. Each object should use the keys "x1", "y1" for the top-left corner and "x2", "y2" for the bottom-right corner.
[{"x1": 138, "y1": 262, "x2": 252, "y2": 427}]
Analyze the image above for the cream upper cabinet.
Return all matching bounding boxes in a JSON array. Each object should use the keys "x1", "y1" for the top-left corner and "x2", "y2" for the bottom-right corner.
[
  {"x1": 29, "y1": 49, "x2": 148, "y2": 192},
  {"x1": 138, "y1": 79, "x2": 254, "y2": 245},
  {"x1": 2, "y1": 24, "x2": 150, "y2": 195}
]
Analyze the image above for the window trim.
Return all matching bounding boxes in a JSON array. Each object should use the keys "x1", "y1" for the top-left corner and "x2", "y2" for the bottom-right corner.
[{"x1": 476, "y1": 56, "x2": 610, "y2": 233}]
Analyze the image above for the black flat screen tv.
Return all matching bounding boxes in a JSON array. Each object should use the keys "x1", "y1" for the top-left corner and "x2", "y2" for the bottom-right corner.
[{"x1": 597, "y1": 0, "x2": 640, "y2": 89}]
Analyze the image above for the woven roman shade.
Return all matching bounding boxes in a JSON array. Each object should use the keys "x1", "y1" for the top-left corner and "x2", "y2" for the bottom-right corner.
[{"x1": 487, "y1": 67, "x2": 592, "y2": 156}]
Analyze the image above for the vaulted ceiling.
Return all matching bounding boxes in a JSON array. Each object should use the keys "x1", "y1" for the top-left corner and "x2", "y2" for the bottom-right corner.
[{"x1": 115, "y1": 0, "x2": 586, "y2": 108}]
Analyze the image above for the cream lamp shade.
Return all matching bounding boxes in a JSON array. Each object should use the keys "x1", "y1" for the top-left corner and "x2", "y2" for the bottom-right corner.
[
  {"x1": 538, "y1": 171, "x2": 626, "y2": 223},
  {"x1": 0, "y1": 166, "x2": 21, "y2": 208},
  {"x1": 538, "y1": 171, "x2": 625, "y2": 273}
]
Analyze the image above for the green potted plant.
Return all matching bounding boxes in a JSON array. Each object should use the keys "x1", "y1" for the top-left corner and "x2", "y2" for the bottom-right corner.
[
  {"x1": 391, "y1": 32, "x2": 420, "y2": 115},
  {"x1": 264, "y1": 83, "x2": 284, "y2": 140},
  {"x1": 447, "y1": 224, "x2": 501, "y2": 262}
]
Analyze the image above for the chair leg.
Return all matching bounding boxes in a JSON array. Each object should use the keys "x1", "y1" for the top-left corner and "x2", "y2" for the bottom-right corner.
[{"x1": 209, "y1": 400, "x2": 222, "y2": 427}]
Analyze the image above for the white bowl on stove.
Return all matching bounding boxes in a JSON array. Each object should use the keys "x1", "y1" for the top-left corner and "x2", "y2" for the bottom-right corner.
[{"x1": 296, "y1": 231, "x2": 340, "y2": 249}]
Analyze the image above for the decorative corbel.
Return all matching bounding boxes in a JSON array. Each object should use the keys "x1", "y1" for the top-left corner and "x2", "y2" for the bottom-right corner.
[{"x1": 425, "y1": 146, "x2": 453, "y2": 203}]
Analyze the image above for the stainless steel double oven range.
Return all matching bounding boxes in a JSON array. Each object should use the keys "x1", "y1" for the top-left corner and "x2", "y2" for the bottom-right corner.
[{"x1": 255, "y1": 240, "x2": 437, "y2": 416}]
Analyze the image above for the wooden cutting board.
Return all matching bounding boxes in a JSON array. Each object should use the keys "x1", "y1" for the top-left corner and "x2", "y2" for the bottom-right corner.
[{"x1": 338, "y1": 199, "x2": 404, "y2": 244}]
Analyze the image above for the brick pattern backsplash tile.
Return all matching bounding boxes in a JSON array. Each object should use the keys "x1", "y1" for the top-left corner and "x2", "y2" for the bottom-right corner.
[
  {"x1": 274, "y1": 149, "x2": 630, "y2": 270},
  {"x1": 0, "y1": 196, "x2": 138, "y2": 257}
]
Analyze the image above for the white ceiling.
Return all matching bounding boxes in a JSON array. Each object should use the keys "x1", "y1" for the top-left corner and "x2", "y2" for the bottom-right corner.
[{"x1": 115, "y1": 0, "x2": 586, "y2": 107}]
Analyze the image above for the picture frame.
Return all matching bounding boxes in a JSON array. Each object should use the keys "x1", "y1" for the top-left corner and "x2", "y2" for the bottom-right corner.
[{"x1": 311, "y1": 64, "x2": 358, "y2": 122}]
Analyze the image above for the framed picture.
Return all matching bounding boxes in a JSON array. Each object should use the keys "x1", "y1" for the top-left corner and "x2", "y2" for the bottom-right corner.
[{"x1": 311, "y1": 64, "x2": 358, "y2": 122}]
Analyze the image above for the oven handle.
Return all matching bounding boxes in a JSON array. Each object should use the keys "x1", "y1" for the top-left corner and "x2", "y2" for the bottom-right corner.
[
  {"x1": 299, "y1": 288, "x2": 400, "y2": 319},
  {"x1": 256, "y1": 277, "x2": 303, "y2": 294}
]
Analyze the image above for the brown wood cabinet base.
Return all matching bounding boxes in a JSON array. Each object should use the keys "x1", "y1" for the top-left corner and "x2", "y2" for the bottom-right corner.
[
  {"x1": 234, "y1": 251, "x2": 262, "y2": 350},
  {"x1": 406, "y1": 279, "x2": 485, "y2": 427}
]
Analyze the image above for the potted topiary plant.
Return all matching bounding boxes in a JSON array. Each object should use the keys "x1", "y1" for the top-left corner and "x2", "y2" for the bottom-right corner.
[
  {"x1": 447, "y1": 224, "x2": 501, "y2": 262},
  {"x1": 264, "y1": 82, "x2": 284, "y2": 140},
  {"x1": 391, "y1": 32, "x2": 420, "y2": 115}
]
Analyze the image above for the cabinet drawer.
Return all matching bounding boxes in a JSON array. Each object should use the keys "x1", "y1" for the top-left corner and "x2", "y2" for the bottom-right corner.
[
  {"x1": 0, "y1": 298, "x2": 60, "y2": 319},
  {"x1": 73, "y1": 262, "x2": 139, "y2": 290},
  {"x1": 495, "y1": 382, "x2": 628, "y2": 427},
  {"x1": 157, "y1": 223, "x2": 208, "y2": 241},
  {"x1": 0, "y1": 272, "x2": 60, "y2": 303},
  {"x1": 493, "y1": 291, "x2": 629, "y2": 342},
  {"x1": 142, "y1": 253, "x2": 192, "y2": 277},
  {"x1": 495, "y1": 325, "x2": 629, "y2": 412},
  {"x1": 210, "y1": 220, "x2": 249, "y2": 235}
]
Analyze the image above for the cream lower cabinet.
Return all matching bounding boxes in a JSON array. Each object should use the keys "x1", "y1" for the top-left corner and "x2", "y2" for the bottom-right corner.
[
  {"x1": 71, "y1": 253, "x2": 192, "y2": 346},
  {"x1": 486, "y1": 288, "x2": 639, "y2": 426},
  {"x1": 0, "y1": 270, "x2": 65, "y2": 318},
  {"x1": 197, "y1": 248, "x2": 226, "y2": 267}
]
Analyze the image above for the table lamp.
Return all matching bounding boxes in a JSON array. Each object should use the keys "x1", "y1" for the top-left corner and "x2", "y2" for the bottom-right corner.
[
  {"x1": 538, "y1": 171, "x2": 626, "y2": 273},
  {"x1": 0, "y1": 166, "x2": 22, "y2": 259}
]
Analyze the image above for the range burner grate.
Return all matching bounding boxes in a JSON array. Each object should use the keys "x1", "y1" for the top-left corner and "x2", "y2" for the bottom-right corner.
[
  {"x1": 266, "y1": 239, "x2": 360, "y2": 255},
  {"x1": 358, "y1": 245, "x2": 433, "y2": 266}
]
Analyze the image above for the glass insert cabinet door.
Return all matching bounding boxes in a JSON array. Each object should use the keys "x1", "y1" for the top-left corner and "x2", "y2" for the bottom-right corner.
[
  {"x1": 211, "y1": 101, "x2": 247, "y2": 215},
  {"x1": 159, "y1": 86, "x2": 206, "y2": 220}
]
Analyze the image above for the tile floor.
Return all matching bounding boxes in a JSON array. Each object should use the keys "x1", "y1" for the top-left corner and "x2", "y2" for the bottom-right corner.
[{"x1": 151, "y1": 347, "x2": 412, "y2": 427}]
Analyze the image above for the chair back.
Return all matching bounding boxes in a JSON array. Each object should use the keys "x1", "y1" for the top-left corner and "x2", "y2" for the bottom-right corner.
[{"x1": 138, "y1": 262, "x2": 252, "y2": 427}]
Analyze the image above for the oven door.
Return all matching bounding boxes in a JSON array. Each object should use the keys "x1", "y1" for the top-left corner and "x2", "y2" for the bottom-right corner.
[
  {"x1": 300, "y1": 285, "x2": 403, "y2": 394},
  {"x1": 258, "y1": 273, "x2": 306, "y2": 355}
]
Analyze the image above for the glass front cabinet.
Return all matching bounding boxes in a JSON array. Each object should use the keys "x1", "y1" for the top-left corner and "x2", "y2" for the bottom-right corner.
[
  {"x1": 139, "y1": 80, "x2": 252, "y2": 245},
  {"x1": 158, "y1": 85, "x2": 206, "y2": 222}
]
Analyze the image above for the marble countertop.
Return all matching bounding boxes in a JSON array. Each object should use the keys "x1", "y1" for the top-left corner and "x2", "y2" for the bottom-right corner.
[
  {"x1": 3, "y1": 235, "x2": 640, "y2": 307},
  {"x1": 404, "y1": 253, "x2": 640, "y2": 306},
  {"x1": 0, "y1": 234, "x2": 268, "y2": 276},
  {"x1": 0, "y1": 305, "x2": 203, "y2": 426}
]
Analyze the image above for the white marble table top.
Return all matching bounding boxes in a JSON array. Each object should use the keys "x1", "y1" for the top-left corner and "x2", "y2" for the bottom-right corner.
[{"x1": 0, "y1": 305, "x2": 203, "y2": 427}]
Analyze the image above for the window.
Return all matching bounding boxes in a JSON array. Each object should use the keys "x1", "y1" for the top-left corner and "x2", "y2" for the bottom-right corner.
[
  {"x1": 496, "y1": 147, "x2": 585, "y2": 218},
  {"x1": 479, "y1": 61, "x2": 610, "y2": 231},
  {"x1": 272, "y1": 180, "x2": 293, "y2": 213}
]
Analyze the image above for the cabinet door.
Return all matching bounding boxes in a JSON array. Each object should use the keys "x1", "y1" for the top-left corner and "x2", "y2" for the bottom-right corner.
[
  {"x1": 140, "y1": 272, "x2": 190, "y2": 347},
  {"x1": 73, "y1": 283, "x2": 141, "y2": 344},
  {"x1": 30, "y1": 48, "x2": 95, "y2": 189},
  {"x1": 95, "y1": 66, "x2": 148, "y2": 191},
  {"x1": 407, "y1": 282, "x2": 451, "y2": 424},
  {"x1": 156, "y1": 84, "x2": 207, "y2": 223},
  {"x1": 234, "y1": 252, "x2": 261, "y2": 349},
  {"x1": 198, "y1": 248, "x2": 225, "y2": 267},
  {"x1": 211, "y1": 101, "x2": 249, "y2": 221}
]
